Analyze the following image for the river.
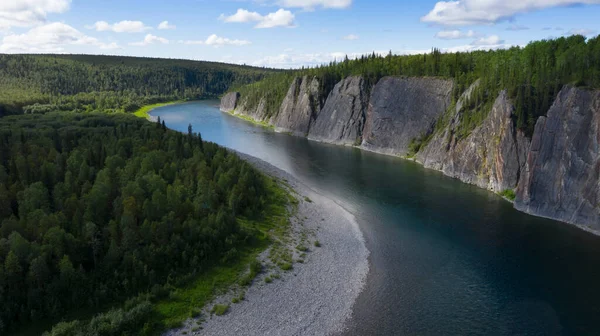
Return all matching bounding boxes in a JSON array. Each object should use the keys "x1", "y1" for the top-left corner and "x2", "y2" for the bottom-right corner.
[{"x1": 152, "y1": 100, "x2": 600, "y2": 336}]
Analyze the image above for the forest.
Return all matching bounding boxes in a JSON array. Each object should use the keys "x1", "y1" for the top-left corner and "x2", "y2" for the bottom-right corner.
[
  {"x1": 235, "y1": 34, "x2": 600, "y2": 135},
  {"x1": 0, "y1": 54, "x2": 278, "y2": 117},
  {"x1": 0, "y1": 112, "x2": 278, "y2": 334}
]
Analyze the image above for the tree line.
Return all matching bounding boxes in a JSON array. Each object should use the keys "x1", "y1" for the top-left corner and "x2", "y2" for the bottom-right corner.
[
  {"x1": 0, "y1": 112, "x2": 271, "y2": 334},
  {"x1": 235, "y1": 35, "x2": 600, "y2": 135}
]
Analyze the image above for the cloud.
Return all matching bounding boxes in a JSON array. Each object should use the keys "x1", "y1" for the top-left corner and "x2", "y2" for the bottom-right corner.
[
  {"x1": 568, "y1": 28, "x2": 596, "y2": 35},
  {"x1": 129, "y1": 34, "x2": 169, "y2": 46},
  {"x1": 471, "y1": 35, "x2": 504, "y2": 45},
  {"x1": 343, "y1": 34, "x2": 359, "y2": 40},
  {"x1": 0, "y1": 0, "x2": 71, "y2": 29},
  {"x1": 506, "y1": 24, "x2": 529, "y2": 31},
  {"x1": 87, "y1": 20, "x2": 151, "y2": 33},
  {"x1": 422, "y1": 0, "x2": 600, "y2": 26},
  {"x1": 220, "y1": 8, "x2": 295, "y2": 28},
  {"x1": 158, "y1": 21, "x2": 176, "y2": 30},
  {"x1": 434, "y1": 29, "x2": 478, "y2": 39},
  {"x1": 0, "y1": 22, "x2": 118, "y2": 53},
  {"x1": 277, "y1": 0, "x2": 352, "y2": 9},
  {"x1": 205, "y1": 34, "x2": 251, "y2": 46}
]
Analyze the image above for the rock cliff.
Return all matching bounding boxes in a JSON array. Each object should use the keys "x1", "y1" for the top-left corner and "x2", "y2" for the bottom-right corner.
[
  {"x1": 417, "y1": 90, "x2": 530, "y2": 192},
  {"x1": 362, "y1": 77, "x2": 454, "y2": 156},
  {"x1": 271, "y1": 76, "x2": 321, "y2": 136},
  {"x1": 308, "y1": 76, "x2": 367, "y2": 146},
  {"x1": 220, "y1": 92, "x2": 240, "y2": 112},
  {"x1": 222, "y1": 77, "x2": 600, "y2": 232},
  {"x1": 515, "y1": 86, "x2": 600, "y2": 232}
]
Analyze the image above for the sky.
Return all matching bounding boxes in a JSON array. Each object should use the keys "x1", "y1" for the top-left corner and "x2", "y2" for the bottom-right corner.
[{"x1": 1, "y1": 0, "x2": 599, "y2": 68}]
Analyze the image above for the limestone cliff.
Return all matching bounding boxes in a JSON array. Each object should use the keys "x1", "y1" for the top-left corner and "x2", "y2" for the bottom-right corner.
[
  {"x1": 417, "y1": 90, "x2": 530, "y2": 192},
  {"x1": 271, "y1": 76, "x2": 321, "y2": 136},
  {"x1": 308, "y1": 76, "x2": 367, "y2": 146},
  {"x1": 515, "y1": 86, "x2": 600, "y2": 232},
  {"x1": 361, "y1": 77, "x2": 454, "y2": 156},
  {"x1": 220, "y1": 92, "x2": 239, "y2": 113}
]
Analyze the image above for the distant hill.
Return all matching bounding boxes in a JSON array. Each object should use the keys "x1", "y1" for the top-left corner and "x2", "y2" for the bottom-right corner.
[{"x1": 0, "y1": 54, "x2": 280, "y2": 116}]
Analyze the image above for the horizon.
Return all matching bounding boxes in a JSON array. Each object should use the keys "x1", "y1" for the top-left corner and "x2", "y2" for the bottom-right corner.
[{"x1": 1, "y1": 0, "x2": 599, "y2": 69}]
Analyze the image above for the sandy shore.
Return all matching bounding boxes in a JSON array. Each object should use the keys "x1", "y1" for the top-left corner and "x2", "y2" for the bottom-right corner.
[{"x1": 165, "y1": 153, "x2": 369, "y2": 336}]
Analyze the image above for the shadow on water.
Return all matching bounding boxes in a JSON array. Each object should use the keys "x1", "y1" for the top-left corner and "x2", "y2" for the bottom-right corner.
[{"x1": 153, "y1": 101, "x2": 600, "y2": 336}]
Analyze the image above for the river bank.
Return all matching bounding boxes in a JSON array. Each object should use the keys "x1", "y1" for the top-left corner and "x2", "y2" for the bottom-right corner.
[{"x1": 165, "y1": 152, "x2": 369, "y2": 336}]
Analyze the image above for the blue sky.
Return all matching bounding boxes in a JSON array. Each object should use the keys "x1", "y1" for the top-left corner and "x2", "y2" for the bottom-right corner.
[{"x1": 1, "y1": 0, "x2": 599, "y2": 68}]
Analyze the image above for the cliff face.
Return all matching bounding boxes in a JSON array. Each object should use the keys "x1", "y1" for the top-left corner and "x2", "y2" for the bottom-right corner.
[
  {"x1": 515, "y1": 86, "x2": 600, "y2": 231},
  {"x1": 362, "y1": 77, "x2": 454, "y2": 156},
  {"x1": 308, "y1": 76, "x2": 367, "y2": 146},
  {"x1": 271, "y1": 76, "x2": 321, "y2": 136},
  {"x1": 417, "y1": 90, "x2": 530, "y2": 192},
  {"x1": 220, "y1": 92, "x2": 240, "y2": 112},
  {"x1": 222, "y1": 77, "x2": 600, "y2": 232}
]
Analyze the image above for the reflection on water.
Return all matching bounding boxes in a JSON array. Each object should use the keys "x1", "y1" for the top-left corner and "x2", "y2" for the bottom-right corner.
[{"x1": 153, "y1": 101, "x2": 600, "y2": 336}]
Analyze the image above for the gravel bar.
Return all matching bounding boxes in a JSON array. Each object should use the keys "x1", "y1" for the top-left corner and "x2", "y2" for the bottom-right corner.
[{"x1": 165, "y1": 152, "x2": 369, "y2": 336}]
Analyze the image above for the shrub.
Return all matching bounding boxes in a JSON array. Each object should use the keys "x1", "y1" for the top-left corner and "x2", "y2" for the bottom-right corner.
[{"x1": 211, "y1": 304, "x2": 229, "y2": 316}]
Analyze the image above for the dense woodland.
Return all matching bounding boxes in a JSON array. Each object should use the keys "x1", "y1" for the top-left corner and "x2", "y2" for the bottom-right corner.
[
  {"x1": 0, "y1": 54, "x2": 278, "y2": 117},
  {"x1": 236, "y1": 35, "x2": 600, "y2": 135},
  {"x1": 0, "y1": 112, "x2": 273, "y2": 334}
]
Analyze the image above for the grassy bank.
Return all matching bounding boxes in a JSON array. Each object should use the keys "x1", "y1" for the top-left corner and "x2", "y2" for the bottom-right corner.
[
  {"x1": 133, "y1": 101, "x2": 183, "y2": 119},
  {"x1": 152, "y1": 176, "x2": 293, "y2": 332},
  {"x1": 225, "y1": 110, "x2": 275, "y2": 129}
]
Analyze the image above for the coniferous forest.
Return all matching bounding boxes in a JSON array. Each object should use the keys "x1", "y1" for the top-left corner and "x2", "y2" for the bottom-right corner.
[
  {"x1": 0, "y1": 54, "x2": 278, "y2": 117},
  {"x1": 0, "y1": 112, "x2": 275, "y2": 334}
]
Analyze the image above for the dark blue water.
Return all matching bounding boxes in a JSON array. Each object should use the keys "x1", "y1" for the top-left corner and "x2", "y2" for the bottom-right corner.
[{"x1": 153, "y1": 101, "x2": 600, "y2": 336}]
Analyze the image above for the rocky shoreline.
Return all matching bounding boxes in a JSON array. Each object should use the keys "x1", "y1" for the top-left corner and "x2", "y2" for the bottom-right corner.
[{"x1": 165, "y1": 153, "x2": 369, "y2": 336}]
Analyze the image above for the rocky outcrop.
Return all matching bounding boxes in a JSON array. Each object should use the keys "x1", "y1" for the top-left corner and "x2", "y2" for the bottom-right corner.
[
  {"x1": 417, "y1": 90, "x2": 530, "y2": 192},
  {"x1": 515, "y1": 86, "x2": 600, "y2": 231},
  {"x1": 308, "y1": 76, "x2": 367, "y2": 146},
  {"x1": 271, "y1": 76, "x2": 321, "y2": 136},
  {"x1": 361, "y1": 77, "x2": 454, "y2": 156},
  {"x1": 220, "y1": 92, "x2": 240, "y2": 112}
]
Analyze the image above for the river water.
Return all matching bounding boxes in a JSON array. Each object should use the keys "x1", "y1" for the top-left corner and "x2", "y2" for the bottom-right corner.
[{"x1": 152, "y1": 100, "x2": 600, "y2": 336}]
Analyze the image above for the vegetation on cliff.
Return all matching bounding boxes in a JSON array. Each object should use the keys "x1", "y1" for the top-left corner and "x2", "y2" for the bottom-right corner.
[{"x1": 234, "y1": 35, "x2": 600, "y2": 135}]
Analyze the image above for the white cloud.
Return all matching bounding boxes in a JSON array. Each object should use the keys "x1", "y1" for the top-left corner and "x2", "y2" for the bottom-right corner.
[
  {"x1": 0, "y1": 0, "x2": 71, "y2": 29},
  {"x1": 158, "y1": 21, "x2": 176, "y2": 30},
  {"x1": 87, "y1": 20, "x2": 151, "y2": 33},
  {"x1": 129, "y1": 34, "x2": 169, "y2": 46},
  {"x1": 568, "y1": 28, "x2": 596, "y2": 35},
  {"x1": 0, "y1": 22, "x2": 118, "y2": 53},
  {"x1": 422, "y1": 0, "x2": 600, "y2": 26},
  {"x1": 205, "y1": 34, "x2": 251, "y2": 47},
  {"x1": 343, "y1": 34, "x2": 359, "y2": 40},
  {"x1": 277, "y1": 0, "x2": 352, "y2": 9},
  {"x1": 471, "y1": 35, "x2": 504, "y2": 45},
  {"x1": 178, "y1": 35, "x2": 251, "y2": 47},
  {"x1": 220, "y1": 8, "x2": 295, "y2": 28},
  {"x1": 434, "y1": 29, "x2": 478, "y2": 39},
  {"x1": 506, "y1": 24, "x2": 529, "y2": 31}
]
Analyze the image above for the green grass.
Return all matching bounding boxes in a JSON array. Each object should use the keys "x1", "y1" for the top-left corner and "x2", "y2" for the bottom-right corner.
[
  {"x1": 499, "y1": 189, "x2": 517, "y2": 201},
  {"x1": 210, "y1": 304, "x2": 230, "y2": 316},
  {"x1": 227, "y1": 110, "x2": 275, "y2": 129},
  {"x1": 133, "y1": 101, "x2": 183, "y2": 119},
  {"x1": 314, "y1": 240, "x2": 321, "y2": 247}
]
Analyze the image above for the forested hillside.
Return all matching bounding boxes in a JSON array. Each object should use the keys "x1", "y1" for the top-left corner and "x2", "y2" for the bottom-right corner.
[
  {"x1": 235, "y1": 35, "x2": 600, "y2": 134},
  {"x1": 0, "y1": 112, "x2": 280, "y2": 334},
  {"x1": 0, "y1": 54, "x2": 277, "y2": 117}
]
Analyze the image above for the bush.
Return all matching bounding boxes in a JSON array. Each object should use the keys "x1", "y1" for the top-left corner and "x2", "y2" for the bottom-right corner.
[
  {"x1": 499, "y1": 189, "x2": 516, "y2": 201},
  {"x1": 210, "y1": 304, "x2": 229, "y2": 316}
]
